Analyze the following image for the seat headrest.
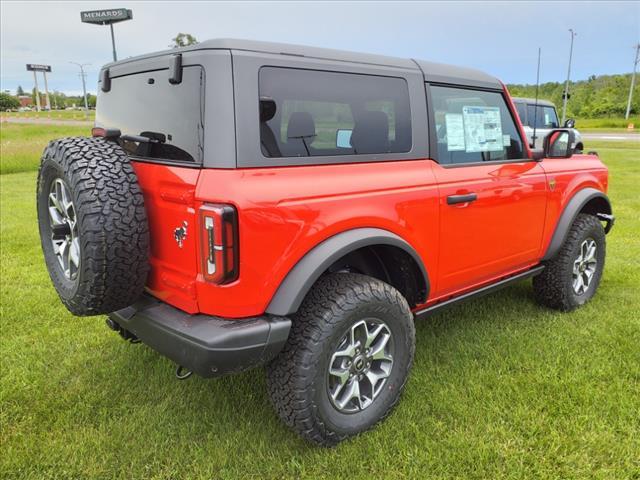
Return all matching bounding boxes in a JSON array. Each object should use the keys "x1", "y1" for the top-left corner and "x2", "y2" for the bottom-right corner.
[
  {"x1": 287, "y1": 112, "x2": 316, "y2": 140},
  {"x1": 351, "y1": 111, "x2": 390, "y2": 154},
  {"x1": 259, "y1": 97, "x2": 277, "y2": 122}
]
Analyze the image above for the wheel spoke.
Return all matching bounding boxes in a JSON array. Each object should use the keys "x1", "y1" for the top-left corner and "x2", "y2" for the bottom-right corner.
[
  {"x1": 69, "y1": 239, "x2": 80, "y2": 269},
  {"x1": 335, "y1": 378, "x2": 361, "y2": 411},
  {"x1": 48, "y1": 206, "x2": 65, "y2": 226},
  {"x1": 364, "y1": 323, "x2": 385, "y2": 348},
  {"x1": 370, "y1": 333, "x2": 392, "y2": 362},
  {"x1": 581, "y1": 240, "x2": 589, "y2": 260},
  {"x1": 326, "y1": 318, "x2": 395, "y2": 414},
  {"x1": 365, "y1": 367, "x2": 390, "y2": 390},
  {"x1": 48, "y1": 178, "x2": 80, "y2": 281}
]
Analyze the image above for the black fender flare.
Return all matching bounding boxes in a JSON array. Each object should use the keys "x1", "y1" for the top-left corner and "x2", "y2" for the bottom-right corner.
[
  {"x1": 543, "y1": 187, "x2": 612, "y2": 261},
  {"x1": 265, "y1": 228, "x2": 430, "y2": 316}
]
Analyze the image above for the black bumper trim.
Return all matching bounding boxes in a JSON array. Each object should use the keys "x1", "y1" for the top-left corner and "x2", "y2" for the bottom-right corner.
[{"x1": 108, "y1": 296, "x2": 291, "y2": 378}]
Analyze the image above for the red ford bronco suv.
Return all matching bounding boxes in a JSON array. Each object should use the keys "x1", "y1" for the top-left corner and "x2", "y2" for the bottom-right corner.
[{"x1": 37, "y1": 39, "x2": 614, "y2": 446}]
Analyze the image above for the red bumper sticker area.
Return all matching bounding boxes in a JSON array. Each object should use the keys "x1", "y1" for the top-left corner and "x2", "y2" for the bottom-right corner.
[{"x1": 132, "y1": 161, "x2": 201, "y2": 314}]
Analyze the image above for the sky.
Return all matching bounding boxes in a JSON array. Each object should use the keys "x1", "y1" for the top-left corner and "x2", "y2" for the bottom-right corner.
[{"x1": 1, "y1": 1, "x2": 639, "y2": 96}]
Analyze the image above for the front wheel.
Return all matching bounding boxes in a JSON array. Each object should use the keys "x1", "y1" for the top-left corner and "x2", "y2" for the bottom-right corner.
[
  {"x1": 266, "y1": 273, "x2": 415, "y2": 446},
  {"x1": 533, "y1": 213, "x2": 606, "y2": 311}
]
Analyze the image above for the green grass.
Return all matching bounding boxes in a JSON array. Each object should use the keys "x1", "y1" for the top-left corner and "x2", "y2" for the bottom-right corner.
[
  {"x1": 0, "y1": 123, "x2": 91, "y2": 175},
  {"x1": 2, "y1": 110, "x2": 95, "y2": 120},
  {"x1": 576, "y1": 116, "x2": 640, "y2": 130},
  {"x1": 1, "y1": 125, "x2": 639, "y2": 479}
]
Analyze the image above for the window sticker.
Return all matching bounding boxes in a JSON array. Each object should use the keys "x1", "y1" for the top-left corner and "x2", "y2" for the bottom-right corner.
[
  {"x1": 462, "y1": 106, "x2": 504, "y2": 153},
  {"x1": 445, "y1": 113, "x2": 465, "y2": 151},
  {"x1": 503, "y1": 134, "x2": 511, "y2": 147}
]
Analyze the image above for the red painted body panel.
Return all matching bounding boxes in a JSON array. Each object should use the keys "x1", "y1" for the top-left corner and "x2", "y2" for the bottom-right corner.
[
  {"x1": 193, "y1": 160, "x2": 440, "y2": 318},
  {"x1": 130, "y1": 84, "x2": 609, "y2": 319},
  {"x1": 430, "y1": 161, "x2": 547, "y2": 296},
  {"x1": 132, "y1": 162, "x2": 201, "y2": 314},
  {"x1": 536, "y1": 155, "x2": 609, "y2": 257}
]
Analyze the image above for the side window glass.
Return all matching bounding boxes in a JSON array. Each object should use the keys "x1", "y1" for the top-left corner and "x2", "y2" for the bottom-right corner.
[
  {"x1": 259, "y1": 67, "x2": 412, "y2": 158},
  {"x1": 430, "y1": 85, "x2": 524, "y2": 164},
  {"x1": 515, "y1": 102, "x2": 527, "y2": 125}
]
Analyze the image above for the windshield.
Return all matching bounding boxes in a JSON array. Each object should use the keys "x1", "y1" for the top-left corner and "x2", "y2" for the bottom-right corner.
[{"x1": 525, "y1": 104, "x2": 559, "y2": 129}]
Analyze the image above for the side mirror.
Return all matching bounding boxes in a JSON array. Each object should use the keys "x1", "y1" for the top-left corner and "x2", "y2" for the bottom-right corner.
[
  {"x1": 543, "y1": 129, "x2": 575, "y2": 159},
  {"x1": 336, "y1": 129, "x2": 353, "y2": 148},
  {"x1": 564, "y1": 118, "x2": 575, "y2": 128}
]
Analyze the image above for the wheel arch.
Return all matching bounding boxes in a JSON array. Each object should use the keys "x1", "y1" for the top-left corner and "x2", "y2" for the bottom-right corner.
[
  {"x1": 543, "y1": 187, "x2": 611, "y2": 261},
  {"x1": 265, "y1": 228, "x2": 429, "y2": 316}
]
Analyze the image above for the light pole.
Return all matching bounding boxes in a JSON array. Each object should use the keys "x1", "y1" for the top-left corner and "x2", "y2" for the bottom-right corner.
[
  {"x1": 70, "y1": 62, "x2": 90, "y2": 120},
  {"x1": 625, "y1": 43, "x2": 640, "y2": 120},
  {"x1": 561, "y1": 29, "x2": 577, "y2": 125}
]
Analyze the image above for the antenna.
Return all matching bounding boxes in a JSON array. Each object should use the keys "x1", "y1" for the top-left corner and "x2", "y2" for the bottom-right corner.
[{"x1": 532, "y1": 47, "x2": 541, "y2": 149}]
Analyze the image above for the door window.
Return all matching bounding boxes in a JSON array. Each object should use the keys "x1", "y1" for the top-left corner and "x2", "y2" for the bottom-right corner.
[
  {"x1": 526, "y1": 104, "x2": 559, "y2": 129},
  {"x1": 430, "y1": 86, "x2": 525, "y2": 164}
]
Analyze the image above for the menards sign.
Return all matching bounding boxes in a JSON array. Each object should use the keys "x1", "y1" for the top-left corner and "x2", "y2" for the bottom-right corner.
[{"x1": 80, "y1": 9, "x2": 133, "y2": 25}]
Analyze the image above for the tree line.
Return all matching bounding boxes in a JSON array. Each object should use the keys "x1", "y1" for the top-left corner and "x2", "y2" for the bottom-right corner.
[
  {"x1": 0, "y1": 88, "x2": 96, "y2": 111},
  {"x1": 507, "y1": 73, "x2": 638, "y2": 118}
]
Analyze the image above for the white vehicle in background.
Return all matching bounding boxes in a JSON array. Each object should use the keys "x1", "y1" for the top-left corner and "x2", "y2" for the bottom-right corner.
[{"x1": 512, "y1": 97, "x2": 583, "y2": 152}]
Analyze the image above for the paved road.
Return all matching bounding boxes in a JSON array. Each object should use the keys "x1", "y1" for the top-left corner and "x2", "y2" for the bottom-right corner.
[
  {"x1": 581, "y1": 132, "x2": 640, "y2": 142},
  {"x1": 1, "y1": 116, "x2": 92, "y2": 126}
]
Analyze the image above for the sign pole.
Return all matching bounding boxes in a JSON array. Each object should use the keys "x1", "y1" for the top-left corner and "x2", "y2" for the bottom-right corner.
[
  {"x1": 80, "y1": 9, "x2": 132, "y2": 61},
  {"x1": 42, "y1": 71, "x2": 51, "y2": 110},
  {"x1": 32, "y1": 70, "x2": 41, "y2": 112},
  {"x1": 109, "y1": 23, "x2": 117, "y2": 61}
]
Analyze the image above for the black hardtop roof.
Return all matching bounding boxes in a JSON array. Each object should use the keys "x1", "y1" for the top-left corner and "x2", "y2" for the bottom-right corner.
[
  {"x1": 104, "y1": 38, "x2": 503, "y2": 89},
  {"x1": 512, "y1": 97, "x2": 557, "y2": 108}
]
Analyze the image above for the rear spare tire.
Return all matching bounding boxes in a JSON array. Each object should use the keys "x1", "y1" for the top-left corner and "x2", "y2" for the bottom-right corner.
[{"x1": 37, "y1": 137, "x2": 149, "y2": 316}]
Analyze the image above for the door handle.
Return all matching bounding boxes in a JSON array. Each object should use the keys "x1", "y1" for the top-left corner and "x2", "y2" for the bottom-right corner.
[{"x1": 447, "y1": 193, "x2": 477, "y2": 205}]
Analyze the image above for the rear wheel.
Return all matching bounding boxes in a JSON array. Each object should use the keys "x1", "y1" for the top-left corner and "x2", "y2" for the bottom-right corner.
[
  {"x1": 266, "y1": 273, "x2": 415, "y2": 446},
  {"x1": 533, "y1": 213, "x2": 605, "y2": 311},
  {"x1": 37, "y1": 137, "x2": 150, "y2": 316}
]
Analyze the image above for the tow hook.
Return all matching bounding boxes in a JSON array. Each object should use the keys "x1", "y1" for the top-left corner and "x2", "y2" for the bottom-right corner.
[
  {"x1": 105, "y1": 318, "x2": 140, "y2": 343},
  {"x1": 596, "y1": 213, "x2": 615, "y2": 234},
  {"x1": 175, "y1": 365, "x2": 193, "y2": 380}
]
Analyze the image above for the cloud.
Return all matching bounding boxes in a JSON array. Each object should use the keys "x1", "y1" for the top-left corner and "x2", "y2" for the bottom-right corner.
[{"x1": 1, "y1": 1, "x2": 638, "y2": 94}]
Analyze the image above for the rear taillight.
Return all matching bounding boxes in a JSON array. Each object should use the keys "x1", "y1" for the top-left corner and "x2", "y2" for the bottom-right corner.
[
  {"x1": 199, "y1": 204, "x2": 238, "y2": 284},
  {"x1": 91, "y1": 127, "x2": 121, "y2": 139}
]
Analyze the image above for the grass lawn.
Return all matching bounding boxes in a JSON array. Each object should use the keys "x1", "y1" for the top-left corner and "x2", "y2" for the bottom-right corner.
[
  {"x1": 0, "y1": 125, "x2": 638, "y2": 479},
  {"x1": 1, "y1": 123, "x2": 91, "y2": 175},
  {"x1": 1, "y1": 110, "x2": 96, "y2": 121},
  {"x1": 575, "y1": 116, "x2": 639, "y2": 130}
]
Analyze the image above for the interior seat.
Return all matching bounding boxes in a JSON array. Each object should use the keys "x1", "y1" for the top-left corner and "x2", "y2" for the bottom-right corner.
[
  {"x1": 285, "y1": 112, "x2": 316, "y2": 157},
  {"x1": 351, "y1": 111, "x2": 390, "y2": 154}
]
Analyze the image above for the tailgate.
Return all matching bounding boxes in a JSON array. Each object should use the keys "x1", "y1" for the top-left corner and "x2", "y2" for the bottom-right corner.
[{"x1": 132, "y1": 161, "x2": 201, "y2": 313}]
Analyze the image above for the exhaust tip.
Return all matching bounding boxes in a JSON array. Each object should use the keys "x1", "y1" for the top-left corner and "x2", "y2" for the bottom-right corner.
[{"x1": 105, "y1": 317, "x2": 120, "y2": 332}]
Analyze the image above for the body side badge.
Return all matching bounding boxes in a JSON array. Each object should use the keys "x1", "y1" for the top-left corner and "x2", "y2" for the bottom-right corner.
[
  {"x1": 174, "y1": 221, "x2": 188, "y2": 248},
  {"x1": 549, "y1": 178, "x2": 557, "y2": 191}
]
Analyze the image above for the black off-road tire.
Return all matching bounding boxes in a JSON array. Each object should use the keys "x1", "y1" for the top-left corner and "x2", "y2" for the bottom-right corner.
[
  {"x1": 37, "y1": 137, "x2": 149, "y2": 316},
  {"x1": 266, "y1": 273, "x2": 415, "y2": 446},
  {"x1": 533, "y1": 213, "x2": 605, "y2": 311}
]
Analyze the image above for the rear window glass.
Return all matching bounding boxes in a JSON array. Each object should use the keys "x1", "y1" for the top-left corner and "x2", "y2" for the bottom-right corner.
[
  {"x1": 259, "y1": 67, "x2": 412, "y2": 158},
  {"x1": 96, "y1": 65, "x2": 205, "y2": 163}
]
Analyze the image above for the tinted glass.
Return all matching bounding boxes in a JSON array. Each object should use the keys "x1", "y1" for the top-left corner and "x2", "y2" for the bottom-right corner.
[
  {"x1": 525, "y1": 104, "x2": 559, "y2": 129},
  {"x1": 430, "y1": 85, "x2": 524, "y2": 164},
  {"x1": 515, "y1": 102, "x2": 527, "y2": 124},
  {"x1": 259, "y1": 67, "x2": 411, "y2": 158},
  {"x1": 96, "y1": 66, "x2": 205, "y2": 163}
]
